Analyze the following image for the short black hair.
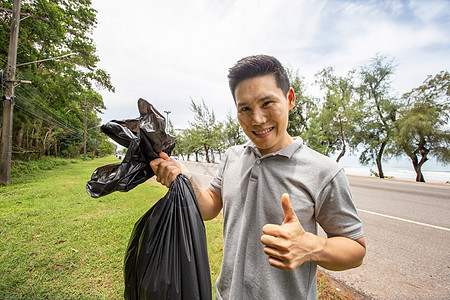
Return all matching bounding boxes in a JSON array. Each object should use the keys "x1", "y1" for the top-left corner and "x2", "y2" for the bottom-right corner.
[{"x1": 227, "y1": 55, "x2": 290, "y2": 102}]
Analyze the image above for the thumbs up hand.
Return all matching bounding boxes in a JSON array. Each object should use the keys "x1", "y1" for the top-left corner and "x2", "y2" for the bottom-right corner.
[{"x1": 261, "y1": 193, "x2": 325, "y2": 271}]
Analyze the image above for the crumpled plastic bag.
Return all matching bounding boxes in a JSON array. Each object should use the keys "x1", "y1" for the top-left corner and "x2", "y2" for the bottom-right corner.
[
  {"x1": 124, "y1": 174, "x2": 212, "y2": 300},
  {"x1": 86, "y1": 98, "x2": 176, "y2": 198}
]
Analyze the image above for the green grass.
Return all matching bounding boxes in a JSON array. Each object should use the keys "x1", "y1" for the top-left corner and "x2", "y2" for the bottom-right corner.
[
  {"x1": 0, "y1": 156, "x2": 223, "y2": 299},
  {"x1": 10, "y1": 157, "x2": 79, "y2": 184},
  {"x1": 0, "y1": 156, "x2": 346, "y2": 299}
]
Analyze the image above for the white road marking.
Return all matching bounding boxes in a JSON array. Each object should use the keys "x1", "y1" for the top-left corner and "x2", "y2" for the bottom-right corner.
[{"x1": 358, "y1": 209, "x2": 450, "y2": 232}]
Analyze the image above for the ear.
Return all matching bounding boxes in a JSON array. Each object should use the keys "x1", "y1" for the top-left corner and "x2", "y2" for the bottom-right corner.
[{"x1": 287, "y1": 87, "x2": 296, "y2": 110}]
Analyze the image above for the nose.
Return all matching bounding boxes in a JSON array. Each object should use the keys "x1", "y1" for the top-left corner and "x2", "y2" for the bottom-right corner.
[{"x1": 251, "y1": 108, "x2": 267, "y2": 125}]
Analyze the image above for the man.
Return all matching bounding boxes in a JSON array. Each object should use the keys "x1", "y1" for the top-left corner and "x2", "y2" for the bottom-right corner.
[{"x1": 150, "y1": 55, "x2": 366, "y2": 299}]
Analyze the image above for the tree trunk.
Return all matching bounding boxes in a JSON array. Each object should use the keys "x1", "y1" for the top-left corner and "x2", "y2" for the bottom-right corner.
[
  {"x1": 336, "y1": 144, "x2": 346, "y2": 163},
  {"x1": 336, "y1": 115, "x2": 346, "y2": 163},
  {"x1": 16, "y1": 122, "x2": 24, "y2": 149},
  {"x1": 34, "y1": 120, "x2": 43, "y2": 149},
  {"x1": 43, "y1": 126, "x2": 54, "y2": 155},
  {"x1": 210, "y1": 148, "x2": 215, "y2": 163},
  {"x1": 410, "y1": 152, "x2": 428, "y2": 182},
  {"x1": 376, "y1": 142, "x2": 386, "y2": 179},
  {"x1": 204, "y1": 145, "x2": 210, "y2": 163},
  {"x1": 26, "y1": 128, "x2": 30, "y2": 155},
  {"x1": 30, "y1": 125, "x2": 35, "y2": 152}
]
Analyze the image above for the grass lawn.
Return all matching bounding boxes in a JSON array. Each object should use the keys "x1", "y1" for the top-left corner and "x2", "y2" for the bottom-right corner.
[{"x1": 0, "y1": 156, "x2": 346, "y2": 299}]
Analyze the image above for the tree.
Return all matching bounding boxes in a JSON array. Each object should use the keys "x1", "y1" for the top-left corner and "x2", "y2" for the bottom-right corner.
[
  {"x1": 286, "y1": 68, "x2": 316, "y2": 137},
  {"x1": 171, "y1": 129, "x2": 189, "y2": 161},
  {"x1": 305, "y1": 67, "x2": 359, "y2": 161},
  {"x1": 222, "y1": 111, "x2": 247, "y2": 148},
  {"x1": 394, "y1": 71, "x2": 450, "y2": 182},
  {"x1": 188, "y1": 98, "x2": 222, "y2": 163},
  {"x1": 0, "y1": 0, "x2": 114, "y2": 160},
  {"x1": 355, "y1": 55, "x2": 399, "y2": 178}
]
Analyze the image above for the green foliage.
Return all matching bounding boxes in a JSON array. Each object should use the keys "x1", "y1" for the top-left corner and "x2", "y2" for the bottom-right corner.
[
  {"x1": 303, "y1": 67, "x2": 359, "y2": 161},
  {"x1": 172, "y1": 101, "x2": 246, "y2": 162},
  {"x1": 10, "y1": 157, "x2": 78, "y2": 183},
  {"x1": 369, "y1": 169, "x2": 380, "y2": 177},
  {"x1": 97, "y1": 138, "x2": 116, "y2": 157},
  {"x1": 353, "y1": 55, "x2": 400, "y2": 178},
  {"x1": 393, "y1": 70, "x2": 450, "y2": 181},
  {"x1": 187, "y1": 98, "x2": 224, "y2": 162},
  {"x1": 0, "y1": 0, "x2": 114, "y2": 161},
  {"x1": 222, "y1": 111, "x2": 247, "y2": 148},
  {"x1": 286, "y1": 68, "x2": 317, "y2": 136}
]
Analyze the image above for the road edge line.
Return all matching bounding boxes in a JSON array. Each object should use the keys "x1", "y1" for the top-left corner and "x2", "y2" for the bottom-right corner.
[{"x1": 358, "y1": 209, "x2": 450, "y2": 232}]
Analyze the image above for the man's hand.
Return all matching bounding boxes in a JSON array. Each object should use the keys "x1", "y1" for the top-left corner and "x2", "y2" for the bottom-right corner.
[
  {"x1": 261, "y1": 193, "x2": 366, "y2": 271},
  {"x1": 149, "y1": 152, "x2": 189, "y2": 188},
  {"x1": 260, "y1": 193, "x2": 325, "y2": 271},
  {"x1": 150, "y1": 153, "x2": 223, "y2": 220}
]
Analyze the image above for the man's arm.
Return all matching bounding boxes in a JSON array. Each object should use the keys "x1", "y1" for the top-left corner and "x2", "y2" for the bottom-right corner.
[
  {"x1": 261, "y1": 193, "x2": 366, "y2": 271},
  {"x1": 313, "y1": 236, "x2": 365, "y2": 271},
  {"x1": 150, "y1": 152, "x2": 223, "y2": 220}
]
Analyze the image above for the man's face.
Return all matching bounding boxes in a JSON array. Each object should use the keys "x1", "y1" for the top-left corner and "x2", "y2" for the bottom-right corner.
[{"x1": 235, "y1": 74, "x2": 295, "y2": 156}]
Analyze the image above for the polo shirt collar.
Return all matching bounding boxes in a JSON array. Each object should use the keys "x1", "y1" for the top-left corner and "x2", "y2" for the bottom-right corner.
[{"x1": 243, "y1": 137, "x2": 303, "y2": 158}]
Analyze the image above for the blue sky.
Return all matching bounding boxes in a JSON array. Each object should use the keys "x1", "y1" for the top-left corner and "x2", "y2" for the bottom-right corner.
[{"x1": 91, "y1": 0, "x2": 450, "y2": 130}]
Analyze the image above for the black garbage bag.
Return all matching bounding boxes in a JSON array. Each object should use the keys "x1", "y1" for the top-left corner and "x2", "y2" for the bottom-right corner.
[
  {"x1": 124, "y1": 174, "x2": 212, "y2": 300},
  {"x1": 86, "y1": 98, "x2": 176, "y2": 198}
]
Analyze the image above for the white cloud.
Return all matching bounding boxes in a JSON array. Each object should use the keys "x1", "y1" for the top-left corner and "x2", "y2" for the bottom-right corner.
[{"x1": 91, "y1": 0, "x2": 450, "y2": 129}]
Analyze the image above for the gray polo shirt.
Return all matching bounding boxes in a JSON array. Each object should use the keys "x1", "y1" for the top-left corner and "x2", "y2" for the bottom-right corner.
[{"x1": 208, "y1": 138, "x2": 363, "y2": 300}]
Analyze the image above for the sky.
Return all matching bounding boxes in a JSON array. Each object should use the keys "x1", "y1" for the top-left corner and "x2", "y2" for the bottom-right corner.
[{"x1": 90, "y1": 0, "x2": 450, "y2": 130}]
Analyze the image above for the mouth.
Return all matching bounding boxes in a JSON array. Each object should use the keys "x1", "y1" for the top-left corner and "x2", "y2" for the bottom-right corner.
[{"x1": 253, "y1": 127, "x2": 274, "y2": 137}]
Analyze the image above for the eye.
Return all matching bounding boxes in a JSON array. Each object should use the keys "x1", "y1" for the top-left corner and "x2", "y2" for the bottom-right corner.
[
  {"x1": 263, "y1": 100, "x2": 274, "y2": 107},
  {"x1": 240, "y1": 106, "x2": 250, "y2": 112}
]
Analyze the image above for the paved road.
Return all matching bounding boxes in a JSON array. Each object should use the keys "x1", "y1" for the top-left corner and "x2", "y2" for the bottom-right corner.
[
  {"x1": 182, "y1": 161, "x2": 450, "y2": 299},
  {"x1": 323, "y1": 176, "x2": 450, "y2": 300}
]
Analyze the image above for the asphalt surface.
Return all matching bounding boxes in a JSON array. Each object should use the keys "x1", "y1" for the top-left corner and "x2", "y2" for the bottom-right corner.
[
  {"x1": 322, "y1": 175, "x2": 450, "y2": 300},
  {"x1": 182, "y1": 161, "x2": 450, "y2": 299}
]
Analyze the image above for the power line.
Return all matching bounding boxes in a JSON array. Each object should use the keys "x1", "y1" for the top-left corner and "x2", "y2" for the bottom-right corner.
[
  {"x1": 12, "y1": 86, "x2": 83, "y2": 133},
  {"x1": 36, "y1": 0, "x2": 55, "y2": 30},
  {"x1": 13, "y1": 91, "x2": 82, "y2": 133},
  {"x1": 13, "y1": 86, "x2": 82, "y2": 130},
  {"x1": 14, "y1": 102, "x2": 83, "y2": 138},
  {"x1": 13, "y1": 72, "x2": 90, "y2": 131}
]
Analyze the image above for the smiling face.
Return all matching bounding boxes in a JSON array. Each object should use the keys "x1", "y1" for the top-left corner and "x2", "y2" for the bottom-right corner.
[{"x1": 235, "y1": 74, "x2": 295, "y2": 156}]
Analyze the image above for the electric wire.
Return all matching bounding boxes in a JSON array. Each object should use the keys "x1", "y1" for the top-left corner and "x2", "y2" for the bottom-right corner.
[
  {"x1": 2, "y1": 1, "x2": 104, "y2": 156},
  {"x1": 13, "y1": 89, "x2": 84, "y2": 136},
  {"x1": 13, "y1": 84, "x2": 102, "y2": 138},
  {"x1": 14, "y1": 102, "x2": 83, "y2": 138},
  {"x1": 36, "y1": 0, "x2": 57, "y2": 33},
  {"x1": 14, "y1": 85, "x2": 83, "y2": 130},
  {"x1": 13, "y1": 71, "x2": 99, "y2": 134}
]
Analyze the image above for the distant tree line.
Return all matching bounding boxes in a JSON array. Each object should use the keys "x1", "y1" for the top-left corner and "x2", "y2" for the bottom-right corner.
[
  {"x1": 169, "y1": 98, "x2": 247, "y2": 163},
  {"x1": 0, "y1": 0, "x2": 114, "y2": 160},
  {"x1": 171, "y1": 55, "x2": 449, "y2": 183}
]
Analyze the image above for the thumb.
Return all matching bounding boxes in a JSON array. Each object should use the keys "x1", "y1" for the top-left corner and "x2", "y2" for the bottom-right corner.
[
  {"x1": 281, "y1": 193, "x2": 299, "y2": 225},
  {"x1": 159, "y1": 152, "x2": 170, "y2": 160}
]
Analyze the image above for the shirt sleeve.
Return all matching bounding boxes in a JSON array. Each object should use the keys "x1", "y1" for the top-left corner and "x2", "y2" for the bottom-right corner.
[
  {"x1": 315, "y1": 169, "x2": 364, "y2": 240},
  {"x1": 207, "y1": 149, "x2": 228, "y2": 195}
]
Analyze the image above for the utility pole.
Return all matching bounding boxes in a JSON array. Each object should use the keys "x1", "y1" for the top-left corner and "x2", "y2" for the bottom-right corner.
[
  {"x1": 1, "y1": 0, "x2": 21, "y2": 185},
  {"x1": 164, "y1": 110, "x2": 171, "y2": 123},
  {"x1": 84, "y1": 96, "x2": 87, "y2": 161}
]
